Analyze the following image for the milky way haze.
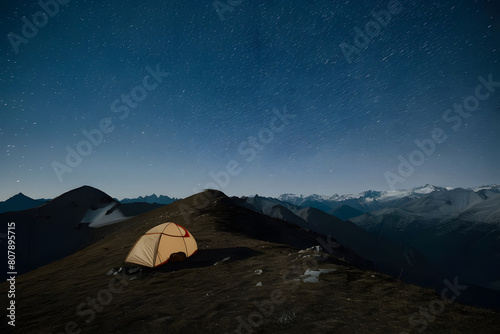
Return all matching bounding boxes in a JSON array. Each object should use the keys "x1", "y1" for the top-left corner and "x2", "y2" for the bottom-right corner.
[{"x1": 1, "y1": 0, "x2": 499, "y2": 200}]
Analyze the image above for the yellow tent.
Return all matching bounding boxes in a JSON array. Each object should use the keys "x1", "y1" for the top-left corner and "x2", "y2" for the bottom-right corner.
[{"x1": 125, "y1": 222, "x2": 197, "y2": 267}]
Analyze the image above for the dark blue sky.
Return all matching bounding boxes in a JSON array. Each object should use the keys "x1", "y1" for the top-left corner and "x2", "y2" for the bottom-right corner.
[{"x1": 1, "y1": 0, "x2": 499, "y2": 200}]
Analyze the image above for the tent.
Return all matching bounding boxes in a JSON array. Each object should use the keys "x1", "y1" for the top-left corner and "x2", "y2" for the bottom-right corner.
[{"x1": 125, "y1": 222, "x2": 197, "y2": 267}]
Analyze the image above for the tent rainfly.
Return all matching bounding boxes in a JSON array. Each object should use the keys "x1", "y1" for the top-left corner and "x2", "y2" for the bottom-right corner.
[{"x1": 125, "y1": 222, "x2": 197, "y2": 267}]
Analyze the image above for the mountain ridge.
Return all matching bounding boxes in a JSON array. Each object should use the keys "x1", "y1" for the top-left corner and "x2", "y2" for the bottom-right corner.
[
  {"x1": 118, "y1": 194, "x2": 178, "y2": 205},
  {"x1": 0, "y1": 192, "x2": 48, "y2": 214},
  {"x1": 277, "y1": 184, "x2": 499, "y2": 213}
]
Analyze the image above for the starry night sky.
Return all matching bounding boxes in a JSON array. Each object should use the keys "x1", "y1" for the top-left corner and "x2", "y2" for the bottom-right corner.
[{"x1": 1, "y1": 0, "x2": 499, "y2": 200}]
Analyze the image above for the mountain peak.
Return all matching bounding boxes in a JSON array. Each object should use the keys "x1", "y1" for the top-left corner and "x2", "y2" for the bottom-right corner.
[
  {"x1": 0, "y1": 192, "x2": 46, "y2": 213},
  {"x1": 12, "y1": 192, "x2": 31, "y2": 199},
  {"x1": 411, "y1": 184, "x2": 447, "y2": 194}
]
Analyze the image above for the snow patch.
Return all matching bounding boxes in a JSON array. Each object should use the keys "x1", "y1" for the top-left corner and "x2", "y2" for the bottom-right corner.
[
  {"x1": 81, "y1": 203, "x2": 128, "y2": 227},
  {"x1": 299, "y1": 268, "x2": 336, "y2": 283}
]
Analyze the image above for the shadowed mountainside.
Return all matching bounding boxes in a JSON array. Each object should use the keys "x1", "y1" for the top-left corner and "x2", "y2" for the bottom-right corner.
[
  {"x1": 234, "y1": 195, "x2": 441, "y2": 289},
  {"x1": 350, "y1": 188, "x2": 500, "y2": 294}
]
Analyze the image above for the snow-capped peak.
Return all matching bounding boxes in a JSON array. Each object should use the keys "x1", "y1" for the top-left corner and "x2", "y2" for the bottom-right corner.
[
  {"x1": 279, "y1": 184, "x2": 448, "y2": 204},
  {"x1": 470, "y1": 184, "x2": 500, "y2": 192},
  {"x1": 412, "y1": 184, "x2": 448, "y2": 194}
]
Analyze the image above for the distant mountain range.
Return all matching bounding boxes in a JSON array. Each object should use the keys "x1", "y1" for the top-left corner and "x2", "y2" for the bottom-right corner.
[
  {"x1": 278, "y1": 184, "x2": 500, "y2": 219},
  {"x1": 118, "y1": 194, "x2": 178, "y2": 205},
  {"x1": 0, "y1": 193, "x2": 48, "y2": 214},
  {"x1": 0, "y1": 192, "x2": 178, "y2": 214},
  {"x1": 4, "y1": 184, "x2": 496, "y2": 216}
]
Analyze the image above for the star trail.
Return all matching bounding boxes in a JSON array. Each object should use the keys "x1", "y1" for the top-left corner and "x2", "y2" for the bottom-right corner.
[{"x1": 1, "y1": 0, "x2": 499, "y2": 200}]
